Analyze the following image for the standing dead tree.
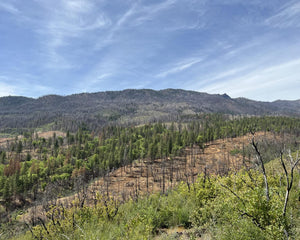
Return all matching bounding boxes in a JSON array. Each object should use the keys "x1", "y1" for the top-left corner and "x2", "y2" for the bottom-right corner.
[
  {"x1": 251, "y1": 133, "x2": 270, "y2": 201},
  {"x1": 251, "y1": 132, "x2": 300, "y2": 239},
  {"x1": 280, "y1": 150, "x2": 300, "y2": 217}
]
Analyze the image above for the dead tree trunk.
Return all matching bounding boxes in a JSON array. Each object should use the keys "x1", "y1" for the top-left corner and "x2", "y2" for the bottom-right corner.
[
  {"x1": 280, "y1": 150, "x2": 300, "y2": 217},
  {"x1": 251, "y1": 134, "x2": 270, "y2": 201}
]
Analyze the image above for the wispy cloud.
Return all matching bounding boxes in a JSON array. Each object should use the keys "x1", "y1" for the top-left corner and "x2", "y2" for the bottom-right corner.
[
  {"x1": 89, "y1": 73, "x2": 112, "y2": 86},
  {"x1": 95, "y1": 0, "x2": 178, "y2": 50},
  {"x1": 0, "y1": 83, "x2": 15, "y2": 97},
  {"x1": 76, "y1": 57, "x2": 115, "y2": 91},
  {"x1": 133, "y1": 0, "x2": 177, "y2": 26},
  {"x1": 0, "y1": 2, "x2": 20, "y2": 15},
  {"x1": 200, "y1": 58, "x2": 300, "y2": 101},
  {"x1": 115, "y1": 2, "x2": 138, "y2": 27},
  {"x1": 35, "y1": 0, "x2": 111, "y2": 69},
  {"x1": 196, "y1": 66, "x2": 250, "y2": 88},
  {"x1": 94, "y1": 2, "x2": 139, "y2": 50},
  {"x1": 166, "y1": 18, "x2": 205, "y2": 31},
  {"x1": 265, "y1": 1, "x2": 300, "y2": 28},
  {"x1": 156, "y1": 57, "x2": 203, "y2": 78},
  {"x1": 0, "y1": 76, "x2": 15, "y2": 96},
  {"x1": 0, "y1": 73, "x2": 57, "y2": 97},
  {"x1": 76, "y1": 73, "x2": 112, "y2": 92}
]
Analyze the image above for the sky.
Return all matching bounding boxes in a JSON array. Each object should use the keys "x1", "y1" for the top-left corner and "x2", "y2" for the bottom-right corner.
[{"x1": 0, "y1": 0, "x2": 299, "y2": 101}]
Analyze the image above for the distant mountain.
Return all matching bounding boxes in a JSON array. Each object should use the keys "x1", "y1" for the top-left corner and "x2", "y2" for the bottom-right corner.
[{"x1": 0, "y1": 89, "x2": 299, "y2": 132}]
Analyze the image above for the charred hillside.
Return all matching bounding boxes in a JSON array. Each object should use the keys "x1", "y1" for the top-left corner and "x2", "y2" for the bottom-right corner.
[{"x1": 0, "y1": 89, "x2": 299, "y2": 132}]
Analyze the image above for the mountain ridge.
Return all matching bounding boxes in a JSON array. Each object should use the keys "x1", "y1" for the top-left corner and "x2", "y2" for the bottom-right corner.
[{"x1": 0, "y1": 89, "x2": 299, "y2": 132}]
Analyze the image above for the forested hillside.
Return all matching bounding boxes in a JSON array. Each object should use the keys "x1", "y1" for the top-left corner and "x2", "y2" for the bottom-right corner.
[
  {"x1": 1, "y1": 89, "x2": 300, "y2": 133},
  {"x1": 1, "y1": 115, "x2": 300, "y2": 239}
]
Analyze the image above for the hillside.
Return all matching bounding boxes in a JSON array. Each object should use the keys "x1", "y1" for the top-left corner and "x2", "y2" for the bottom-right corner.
[
  {"x1": 1, "y1": 89, "x2": 300, "y2": 132},
  {"x1": 19, "y1": 132, "x2": 265, "y2": 223},
  {"x1": 1, "y1": 115, "x2": 300, "y2": 239}
]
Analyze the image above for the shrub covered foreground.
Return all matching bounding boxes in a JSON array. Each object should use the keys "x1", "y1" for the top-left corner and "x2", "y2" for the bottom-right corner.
[{"x1": 11, "y1": 168, "x2": 300, "y2": 240}]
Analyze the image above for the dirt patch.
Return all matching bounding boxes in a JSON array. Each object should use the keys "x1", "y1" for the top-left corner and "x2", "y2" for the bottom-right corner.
[
  {"x1": 36, "y1": 131, "x2": 66, "y2": 139},
  {"x1": 0, "y1": 131, "x2": 66, "y2": 148},
  {"x1": 0, "y1": 135, "x2": 23, "y2": 147}
]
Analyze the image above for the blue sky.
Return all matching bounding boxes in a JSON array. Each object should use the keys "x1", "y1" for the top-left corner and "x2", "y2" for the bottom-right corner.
[{"x1": 0, "y1": 0, "x2": 299, "y2": 101}]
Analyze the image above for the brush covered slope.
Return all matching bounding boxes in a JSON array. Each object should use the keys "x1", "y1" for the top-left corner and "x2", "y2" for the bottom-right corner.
[{"x1": 1, "y1": 89, "x2": 300, "y2": 132}]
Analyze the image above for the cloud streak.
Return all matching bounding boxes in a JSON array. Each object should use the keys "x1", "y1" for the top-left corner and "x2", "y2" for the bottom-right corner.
[
  {"x1": 95, "y1": 0, "x2": 178, "y2": 50},
  {"x1": 156, "y1": 58, "x2": 203, "y2": 78},
  {"x1": 133, "y1": 0, "x2": 178, "y2": 26},
  {"x1": 265, "y1": 1, "x2": 300, "y2": 28},
  {"x1": 0, "y1": 2, "x2": 20, "y2": 15},
  {"x1": 35, "y1": 0, "x2": 111, "y2": 69},
  {"x1": 200, "y1": 58, "x2": 300, "y2": 101}
]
